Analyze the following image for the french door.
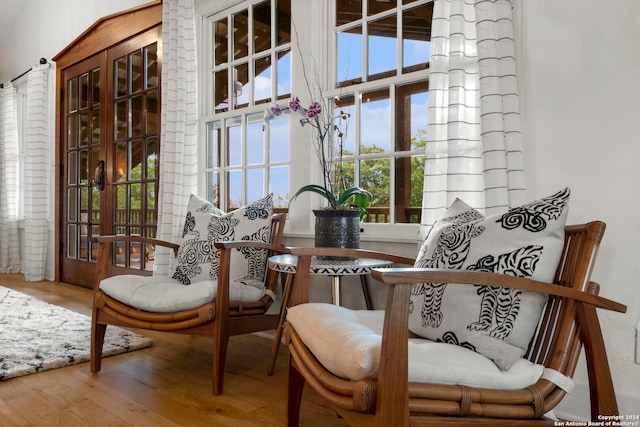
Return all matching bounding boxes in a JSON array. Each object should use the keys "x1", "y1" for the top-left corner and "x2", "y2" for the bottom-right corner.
[{"x1": 59, "y1": 26, "x2": 161, "y2": 287}]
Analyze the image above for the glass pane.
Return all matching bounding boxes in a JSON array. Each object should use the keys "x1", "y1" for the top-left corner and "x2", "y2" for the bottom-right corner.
[
  {"x1": 130, "y1": 96, "x2": 143, "y2": 138},
  {"x1": 130, "y1": 50, "x2": 143, "y2": 93},
  {"x1": 91, "y1": 147, "x2": 100, "y2": 186},
  {"x1": 395, "y1": 80, "x2": 428, "y2": 151},
  {"x1": 337, "y1": 0, "x2": 362, "y2": 25},
  {"x1": 206, "y1": 171, "x2": 220, "y2": 206},
  {"x1": 68, "y1": 77, "x2": 78, "y2": 113},
  {"x1": 368, "y1": 0, "x2": 396, "y2": 16},
  {"x1": 79, "y1": 73, "x2": 89, "y2": 109},
  {"x1": 269, "y1": 114, "x2": 289, "y2": 163},
  {"x1": 228, "y1": 122, "x2": 242, "y2": 166},
  {"x1": 362, "y1": 89, "x2": 390, "y2": 152},
  {"x1": 207, "y1": 122, "x2": 221, "y2": 168},
  {"x1": 227, "y1": 170, "x2": 242, "y2": 209},
  {"x1": 276, "y1": 49, "x2": 291, "y2": 99},
  {"x1": 146, "y1": 90, "x2": 158, "y2": 134},
  {"x1": 337, "y1": 27, "x2": 363, "y2": 86},
  {"x1": 403, "y1": 4, "x2": 432, "y2": 72},
  {"x1": 214, "y1": 69, "x2": 229, "y2": 112},
  {"x1": 115, "y1": 142, "x2": 127, "y2": 182},
  {"x1": 146, "y1": 182, "x2": 157, "y2": 212},
  {"x1": 233, "y1": 10, "x2": 249, "y2": 60},
  {"x1": 79, "y1": 112, "x2": 89, "y2": 146},
  {"x1": 235, "y1": 64, "x2": 250, "y2": 108},
  {"x1": 115, "y1": 100, "x2": 127, "y2": 140},
  {"x1": 91, "y1": 110, "x2": 100, "y2": 143},
  {"x1": 79, "y1": 150, "x2": 89, "y2": 184},
  {"x1": 115, "y1": 185, "x2": 127, "y2": 222},
  {"x1": 145, "y1": 43, "x2": 158, "y2": 88},
  {"x1": 247, "y1": 119, "x2": 264, "y2": 164},
  {"x1": 146, "y1": 137, "x2": 158, "y2": 179},
  {"x1": 247, "y1": 168, "x2": 265, "y2": 202},
  {"x1": 91, "y1": 186, "x2": 100, "y2": 223},
  {"x1": 79, "y1": 224, "x2": 89, "y2": 260},
  {"x1": 334, "y1": 95, "x2": 356, "y2": 155},
  {"x1": 269, "y1": 165, "x2": 289, "y2": 208},
  {"x1": 130, "y1": 139, "x2": 143, "y2": 180},
  {"x1": 91, "y1": 69, "x2": 100, "y2": 106},
  {"x1": 214, "y1": 17, "x2": 229, "y2": 66},
  {"x1": 67, "y1": 225, "x2": 77, "y2": 258},
  {"x1": 253, "y1": 1, "x2": 271, "y2": 54},
  {"x1": 276, "y1": 0, "x2": 291, "y2": 46},
  {"x1": 368, "y1": 15, "x2": 397, "y2": 80},
  {"x1": 254, "y1": 56, "x2": 272, "y2": 104},
  {"x1": 67, "y1": 115, "x2": 77, "y2": 149},
  {"x1": 67, "y1": 188, "x2": 77, "y2": 221},
  {"x1": 408, "y1": 154, "x2": 424, "y2": 223},
  {"x1": 67, "y1": 152, "x2": 77, "y2": 185},
  {"x1": 130, "y1": 184, "x2": 142, "y2": 223},
  {"x1": 360, "y1": 158, "x2": 390, "y2": 207},
  {"x1": 80, "y1": 186, "x2": 89, "y2": 223},
  {"x1": 115, "y1": 57, "x2": 127, "y2": 97}
]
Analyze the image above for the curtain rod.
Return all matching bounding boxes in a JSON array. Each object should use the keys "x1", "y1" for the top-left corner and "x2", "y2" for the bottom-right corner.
[{"x1": 0, "y1": 58, "x2": 48, "y2": 89}]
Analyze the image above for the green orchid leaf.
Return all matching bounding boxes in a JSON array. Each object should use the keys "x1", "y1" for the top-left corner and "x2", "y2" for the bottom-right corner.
[{"x1": 289, "y1": 184, "x2": 338, "y2": 208}]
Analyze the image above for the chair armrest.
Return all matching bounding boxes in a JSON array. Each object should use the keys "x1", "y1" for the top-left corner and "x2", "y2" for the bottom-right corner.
[
  {"x1": 371, "y1": 268, "x2": 627, "y2": 313},
  {"x1": 93, "y1": 235, "x2": 180, "y2": 287},
  {"x1": 92, "y1": 235, "x2": 180, "y2": 253},
  {"x1": 214, "y1": 241, "x2": 291, "y2": 254}
]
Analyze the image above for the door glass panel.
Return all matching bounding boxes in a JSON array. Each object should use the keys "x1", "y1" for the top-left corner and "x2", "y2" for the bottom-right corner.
[
  {"x1": 68, "y1": 77, "x2": 78, "y2": 112},
  {"x1": 80, "y1": 73, "x2": 89, "y2": 109},
  {"x1": 115, "y1": 57, "x2": 127, "y2": 97},
  {"x1": 146, "y1": 90, "x2": 158, "y2": 133},
  {"x1": 68, "y1": 116, "x2": 77, "y2": 149},
  {"x1": 145, "y1": 44, "x2": 158, "y2": 88},
  {"x1": 115, "y1": 100, "x2": 127, "y2": 140},
  {"x1": 92, "y1": 69, "x2": 101, "y2": 106},
  {"x1": 130, "y1": 50, "x2": 143, "y2": 93},
  {"x1": 130, "y1": 96, "x2": 143, "y2": 137},
  {"x1": 146, "y1": 137, "x2": 158, "y2": 179}
]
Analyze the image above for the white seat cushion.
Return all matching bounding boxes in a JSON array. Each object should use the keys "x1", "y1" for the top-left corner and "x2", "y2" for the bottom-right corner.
[
  {"x1": 287, "y1": 303, "x2": 545, "y2": 390},
  {"x1": 100, "y1": 275, "x2": 265, "y2": 313}
]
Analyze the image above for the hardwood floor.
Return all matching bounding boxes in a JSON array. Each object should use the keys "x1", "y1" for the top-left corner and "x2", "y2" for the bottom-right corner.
[{"x1": 0, "y1": 274, "x2": 348, "y2": 427}]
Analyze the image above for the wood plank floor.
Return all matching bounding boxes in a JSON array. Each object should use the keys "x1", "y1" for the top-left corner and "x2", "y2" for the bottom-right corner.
[{"x1": 0, "y1": 274, "x2": 348, "y2": 427}]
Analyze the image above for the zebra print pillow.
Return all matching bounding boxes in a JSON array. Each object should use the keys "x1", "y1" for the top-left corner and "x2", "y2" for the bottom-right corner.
[
  {"x1": 409, "y1": 188, "x2": 570, "y2": 370},
  {"x1": 171, "y1": 194, "x2": 273, "y2": 286}
]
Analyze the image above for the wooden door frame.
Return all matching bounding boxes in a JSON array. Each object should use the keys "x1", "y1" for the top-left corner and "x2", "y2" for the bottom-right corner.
[{"x1": 52, "y1": 1, "x2": 162, "y2": 284}]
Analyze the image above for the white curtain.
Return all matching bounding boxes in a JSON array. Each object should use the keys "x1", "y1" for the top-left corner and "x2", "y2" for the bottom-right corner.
[
  {"x1": 0, "y1": 83, "x2": 21, "y2": 273},
  {"x1": 421, "y1": 0, "x2": 526, "y2": 238},
  {"x1": 154, "y1": 0, "x2": 199, "y2": 276},
  {"x1": 23, "y1": 63, "x2": 50, "y2": 281}
]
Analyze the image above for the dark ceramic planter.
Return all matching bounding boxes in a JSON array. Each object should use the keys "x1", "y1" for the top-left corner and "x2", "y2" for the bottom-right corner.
[{"x1": 313, "y1": 209, "x2": 360, "y2": 258}]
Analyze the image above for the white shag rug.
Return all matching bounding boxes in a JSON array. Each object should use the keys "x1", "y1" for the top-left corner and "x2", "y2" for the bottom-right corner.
[{"x1": 0, "y1": 285, "x2": 153, "y2": 381}]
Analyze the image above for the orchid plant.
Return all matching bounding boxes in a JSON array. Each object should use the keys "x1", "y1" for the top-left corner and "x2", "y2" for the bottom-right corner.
[{"x1": 264, "y1": 96, "x2": 372, "y2": 220}]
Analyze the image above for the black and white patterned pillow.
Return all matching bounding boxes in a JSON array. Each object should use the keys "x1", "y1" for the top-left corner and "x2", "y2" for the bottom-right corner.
[
  {"x1": 409, "y1": 188, "x2": 570, "y2": 370},
  {"x1": 171, "y1": 194, "x2": 273, "y2": 286}
]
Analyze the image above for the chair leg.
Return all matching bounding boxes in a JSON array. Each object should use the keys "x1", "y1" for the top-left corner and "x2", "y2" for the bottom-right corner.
[
  {"x1": 287, "y1": 360, "x2": 305, "y2": 427},
  {"x1": 91, "y1": 322, "x2": 106, "y2": 373},
  {"x1": 212, "y1": 334, "x2": 229, "y2": 395}
]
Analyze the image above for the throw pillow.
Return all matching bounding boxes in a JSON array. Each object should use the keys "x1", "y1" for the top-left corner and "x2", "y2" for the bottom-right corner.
[
  {"x1": 171, "y1": 194, "x2": 273, "y2": 286},
  {"x1": 409, "y1": 188, "x2": 570, "y2": 370}
]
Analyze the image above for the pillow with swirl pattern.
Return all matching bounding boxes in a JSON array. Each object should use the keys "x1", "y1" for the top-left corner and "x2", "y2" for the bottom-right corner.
[
  {"x1": 171, "y1": 194, "x2": 273, "y2": 286},
  {"x1": 409, "y1": 188, "x2": 570, "y2": 370}
]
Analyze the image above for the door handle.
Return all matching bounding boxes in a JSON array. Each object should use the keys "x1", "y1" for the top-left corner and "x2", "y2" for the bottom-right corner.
[{"x1": 92, "y1": 160, "x2": 105, "y2": 190}]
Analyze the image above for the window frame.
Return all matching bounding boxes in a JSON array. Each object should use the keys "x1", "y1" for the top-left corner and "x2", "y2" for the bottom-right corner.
[{"x1": 197, "y1": 0, "x2": 431, "y2": 242}]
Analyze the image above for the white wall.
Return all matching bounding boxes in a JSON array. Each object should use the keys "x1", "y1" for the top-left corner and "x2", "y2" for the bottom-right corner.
[
  {"x1": 1, "y1": 0, "x2": 638, "y2": 420},
  {"x1": 515, "y1": 0, "x2": 640, "y2": 419}
]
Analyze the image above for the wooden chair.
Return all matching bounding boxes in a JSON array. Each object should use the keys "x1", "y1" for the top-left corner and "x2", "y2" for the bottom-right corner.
[
  {"x1": 91, "y1": 213, "x2": 288, "y2": 395},
  {"x1": 285, "y1": 221, "x2": 627, "y2": 425}
]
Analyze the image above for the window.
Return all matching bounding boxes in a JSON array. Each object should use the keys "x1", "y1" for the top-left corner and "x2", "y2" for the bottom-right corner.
[
  {"x1": 201, "y1": 0, "x2": 432, "y2": 235},
  {"x1": 203, "y1": 0, "x2": 291, "y2": 211},
  {"x1": 331, "y1": 1, "x2": 432, "y2": 224}
]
